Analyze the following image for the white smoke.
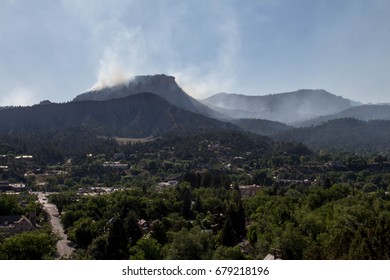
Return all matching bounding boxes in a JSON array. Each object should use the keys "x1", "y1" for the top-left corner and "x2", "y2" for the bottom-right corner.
[
  {"x1": 0, "y1": 86, "x2": 36, "y2": 106},
  {"x1": 171, "y1": 14, "x2": 241, "y2": 98},
  {"x1": 88, "y1": 25, "x2": 143, "y2": 91},
  {"x1": 84, "y1": 1, "x2": 240, "y2": 97},
  {"x1": 90, "y1": 55, "x2": 133, "y2": 91}
]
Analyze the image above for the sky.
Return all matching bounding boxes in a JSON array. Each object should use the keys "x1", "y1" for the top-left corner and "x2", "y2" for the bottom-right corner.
[{"x1": 1, "y1": 0, "x2": 390, "y2": 106}]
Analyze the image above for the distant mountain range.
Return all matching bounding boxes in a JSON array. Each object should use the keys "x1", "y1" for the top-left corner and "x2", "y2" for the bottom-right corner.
[
  {"x1": 2, "y1": 73, "x2": 390, "y2": 153},
  {"x1": 199, "y1": 88, "x2": 390, "y2": 153},
  {"x1": 202, "y1": 89, "x2": 360, "y2": 124},
  {"x1": 0, "y1": 93, "x2": 238, "y2": 137}
]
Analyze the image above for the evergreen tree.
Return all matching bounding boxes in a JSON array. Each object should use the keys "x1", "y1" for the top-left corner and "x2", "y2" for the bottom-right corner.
[{"x1": 219, "y1": 217, "x2": 236, "y2": 247}]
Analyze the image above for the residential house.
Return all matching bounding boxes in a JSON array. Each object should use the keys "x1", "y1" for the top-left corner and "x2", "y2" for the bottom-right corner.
[
  {"x1": 0, "y1": 165, "x2": 8, "y2": 172},
  {"x1": 102, "y1": 161, "x2": 129, "y2": 169},
  {"x1": 157, "y1": 180, "x2": 178, "y2": 190},
  {"x1": 263, "y1": 249, "x2": 283, "y2": 260},
  {"x1": 138, "y1": 219, "x2": 150, "y2": 231},
  {"x1": 238, "y1": 184, "x2": 262, "y2": 198},
  {"x1": 15, "y1": 155, "x2": 34, "y2": 168},
  {"x1": 0, "y1": 181, "x2": 12, "y2": 192},
  {"x1": 113, "y1": 152, "x2": 125, "y2": 161},
  {"x1": 0, "y1": 215, "x2": 35, "y2": 233}
]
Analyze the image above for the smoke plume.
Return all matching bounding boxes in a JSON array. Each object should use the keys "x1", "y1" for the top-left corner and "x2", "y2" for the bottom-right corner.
[{"x1": 90, "y1": 58, "x2": 133, "y2": 91}]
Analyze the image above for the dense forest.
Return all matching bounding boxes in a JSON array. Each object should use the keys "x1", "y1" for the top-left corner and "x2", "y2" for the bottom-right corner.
[
  {"x1": 273, "y1": 118, "x2": 390, "y2": 154},
  {"x1": 1, "y1": 127, "x2": 390, "y2": 259}
]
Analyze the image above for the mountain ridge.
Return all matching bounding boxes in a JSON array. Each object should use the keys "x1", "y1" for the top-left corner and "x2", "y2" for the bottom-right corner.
[
  {"x1": 202, "y1": 89, "x2": 360, "y2": 124},
  {"x1": 295, "y1": 104, "x2": 390, "y2": 127},
  {"x1": 273, "y1": 118, "x2": 390, "y2": 153},
  {"x1": 0, "y1": 93, "x2": 239, "y2": 137},
  {"x1": 230, "y1": 118, "x2": 293, "y2": 136}
]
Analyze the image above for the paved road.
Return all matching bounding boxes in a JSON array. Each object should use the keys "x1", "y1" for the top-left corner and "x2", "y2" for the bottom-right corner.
[{"x1": 37, "y1": 193, "x2": 75, "y2": 259}]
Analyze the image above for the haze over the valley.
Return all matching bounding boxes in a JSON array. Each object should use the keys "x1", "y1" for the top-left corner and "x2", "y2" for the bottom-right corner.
[{"x1": 1, "y1": 0, "x2": 390, "y2": 106}]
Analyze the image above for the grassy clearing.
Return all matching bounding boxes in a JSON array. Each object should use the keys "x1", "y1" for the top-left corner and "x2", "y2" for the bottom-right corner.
[{"x1": 113, "y1": 137, "x2": 157, "y2": 145}]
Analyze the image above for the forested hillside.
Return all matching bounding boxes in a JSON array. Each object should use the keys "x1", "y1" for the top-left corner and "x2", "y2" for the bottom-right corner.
[
  {"x1": 0, "y1": 93, "x2": 237, "y2": 137},
  {"x1": 274, "y1": 118, "x2": 390, "y2": 154},
  {"x1": 231, "y1": 119, "x2": 292, "y2": 136},
  {"x1": 296, "y1": 104, "x2": 390, "y2": 127}
]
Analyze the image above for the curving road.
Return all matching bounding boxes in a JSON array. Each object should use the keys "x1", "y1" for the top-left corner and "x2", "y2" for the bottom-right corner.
[{"x1": 37, "y1": 193, "x2": 74, "y2": 259}]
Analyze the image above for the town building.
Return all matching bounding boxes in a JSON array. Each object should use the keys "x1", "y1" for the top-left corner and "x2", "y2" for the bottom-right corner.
[
  {"x1": 0, "y1": 181, "x2": 12, "y2": 192},
  {"x1": 238, "y1": 184, "x2": 262, "y2": 198},
  {"x1": 102, "y1": 161, "x2": 129, "y2": 169},
  {"x1": 0, "y1": 214, "x2": 35, "y2": 233}
]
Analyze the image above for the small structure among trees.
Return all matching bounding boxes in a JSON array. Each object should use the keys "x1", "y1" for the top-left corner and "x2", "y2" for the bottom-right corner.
[{"x1": 0, "y1": 214, "x2": 35, "y2": 233}]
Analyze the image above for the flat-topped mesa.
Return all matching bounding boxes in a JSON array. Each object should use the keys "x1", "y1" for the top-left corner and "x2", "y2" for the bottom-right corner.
[
  {"x1": 73, "y1": 74, "x2": 224, "y2": 120},
  {"x1": 127, "y1": 74, "x2": 181, "y2": 97},
  {"x1": 74, "y1": 74, "x2": 179, "y2": 101},
  {"x1": 127, "y1": 74, "x2": 177, "y2": 89}
]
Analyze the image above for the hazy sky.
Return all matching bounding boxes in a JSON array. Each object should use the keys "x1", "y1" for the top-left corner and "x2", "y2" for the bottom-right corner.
[{"x1": 1, "y1": 0, "x2": 390, "y2": 106}]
